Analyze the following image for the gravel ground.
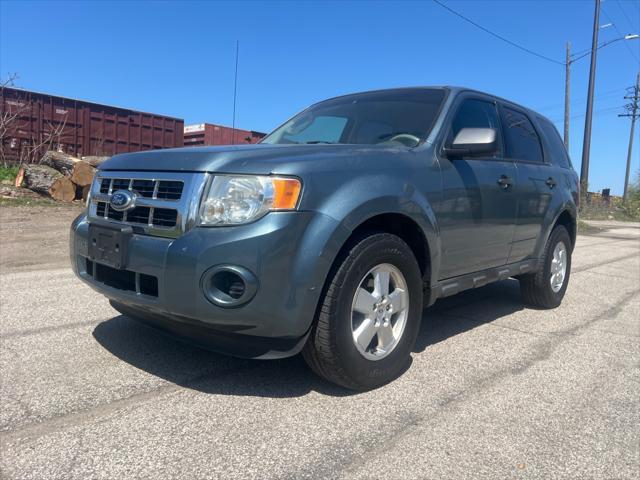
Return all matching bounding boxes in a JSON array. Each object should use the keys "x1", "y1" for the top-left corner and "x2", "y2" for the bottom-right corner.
[{"x1": 1, "y1": 206, "x2": 639, "y2": 480}]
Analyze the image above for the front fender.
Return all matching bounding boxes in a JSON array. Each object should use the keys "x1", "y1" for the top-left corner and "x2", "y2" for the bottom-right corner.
[{"x1": 295, "y1": 171, "x2": 441, "y2": 295}]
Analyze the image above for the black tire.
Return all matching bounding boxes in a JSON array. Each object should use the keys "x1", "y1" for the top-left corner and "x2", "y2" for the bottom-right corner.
[
  {"x1": 302, "y1": 233, "x2": 423, "y2": 391},
  {"x1": 519, "y1": 225, "x2": 572, "y2": 309}
]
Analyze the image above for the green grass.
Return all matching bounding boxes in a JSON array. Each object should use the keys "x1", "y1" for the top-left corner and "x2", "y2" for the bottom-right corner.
[
  {"x1": 0, "y1": 197, "x2": 85, "y2": 208},
  {"x1": 0, "y1": 166, "x2": 20, "y2": 182},
  {"x1": 0, "y1": 197, "x2": 59, "y2": 207}
]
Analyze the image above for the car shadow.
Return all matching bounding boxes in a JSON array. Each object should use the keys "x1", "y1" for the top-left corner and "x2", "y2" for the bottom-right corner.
[
  {"x1": 413, "y1": 278, "x2": 525, "y2": 352},
  {"x1": 92, "y1": 279, "x2": 525, "y2": 398}
]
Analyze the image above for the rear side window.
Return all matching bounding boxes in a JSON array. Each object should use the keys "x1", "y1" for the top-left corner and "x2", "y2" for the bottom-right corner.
[
  {"x1": 537, "y1": 117, "x2": 572, "y2": 169},
  {"x1": 448, "y1": 98, "x2": 502, "y2": 157},
  {"x1": 500, "y1": 107, "x2": 544, "y2": 162}
]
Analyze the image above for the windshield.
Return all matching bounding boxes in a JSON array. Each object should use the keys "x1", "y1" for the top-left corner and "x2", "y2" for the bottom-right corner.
[{"x1": 261, "y1": 89, "x2": 446, "y2": 147}]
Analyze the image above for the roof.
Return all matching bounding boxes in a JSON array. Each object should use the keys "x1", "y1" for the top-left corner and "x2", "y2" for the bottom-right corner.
[
  {"x1": 2, "y1": 86, "x2": 183, "y2": 121},
  {"x1": 311, "y1": 85, "x2": 548, "y2": 122}
]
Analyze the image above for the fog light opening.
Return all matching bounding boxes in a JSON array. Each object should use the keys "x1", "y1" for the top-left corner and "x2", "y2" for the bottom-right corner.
[
  {"x1": 212, "y1": 270, "x2": 246, "y2": 300},
  {"x1": 201, "y1": 265, "x2": 258, "y2": 307}
]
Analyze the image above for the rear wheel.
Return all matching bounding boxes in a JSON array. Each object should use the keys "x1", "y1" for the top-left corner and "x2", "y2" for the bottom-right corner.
[
  {"x1": 519, "y1": 225, "x2": 572, "y2": 309},
  {"x1": 302, "y1": 233, "x2": 423, "y2": 391}
]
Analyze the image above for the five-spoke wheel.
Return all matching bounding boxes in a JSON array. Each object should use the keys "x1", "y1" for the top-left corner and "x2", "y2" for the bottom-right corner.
[{"x1": 351, "y1": 264, "x2": 409, "y2": 360}]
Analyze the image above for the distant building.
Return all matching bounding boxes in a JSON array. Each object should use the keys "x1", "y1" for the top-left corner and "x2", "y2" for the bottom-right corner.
[
  {"x1": 183, "y1": 123, "x2": 266, "y2": 147},
  {"x1": 0, "y1": 87, "x2": 184, "y2": 163}
]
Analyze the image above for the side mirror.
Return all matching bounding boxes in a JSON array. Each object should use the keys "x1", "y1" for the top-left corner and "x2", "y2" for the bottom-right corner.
[{"x1": 444, "y1": 128, "x2": 498, "y2": 157}]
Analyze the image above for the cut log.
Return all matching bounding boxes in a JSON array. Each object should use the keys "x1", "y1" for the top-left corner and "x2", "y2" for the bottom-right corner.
[
  {"x1": 23, "y1": 165, "x2": 64, "y2": 196},
  {"x1": 41, "y1": 151, "x2": 82, "y2": 176},
  {"x1": 22, "y1": 165, "x2": 76, "y2": 201},
  {"x1": 14, "y1": 167, "x2": 25, "y2": 188},
  {"x1": 82, "y1": 156, "x2": 110, "y2": 167},
  {"x1": 70, "y1": 161, "x2": 95, "y2": 187},
  {"x1": 41, "y1": 150, "x2": 96, "y2": 187},
  {"x1": 49, "y1": 177, "x2": 76, "y2": 202}
]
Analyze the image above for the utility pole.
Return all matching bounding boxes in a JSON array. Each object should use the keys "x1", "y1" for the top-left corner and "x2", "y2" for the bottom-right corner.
[
  {"x1": 231, "y1": 40, "x2": 239, "y2": 145},
  {"x1": 619, "y1": 72, "x2": 640, "y2": 203},
  {"x1": 564, "y1": 42, "x2": 571, "y2": 148},
  {"x1": 580, "y1": 0, "x2": 601, "y2": 189}
]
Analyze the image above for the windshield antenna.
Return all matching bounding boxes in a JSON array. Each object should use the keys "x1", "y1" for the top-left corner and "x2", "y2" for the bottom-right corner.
[{"x1": 231, "y1": 40, "x2": 239, "y2": 145}]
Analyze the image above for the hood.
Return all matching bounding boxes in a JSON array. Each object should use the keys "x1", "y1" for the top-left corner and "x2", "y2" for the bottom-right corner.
[{"x1": 99, "y1": 143, "x2": 414, "y2": 176}]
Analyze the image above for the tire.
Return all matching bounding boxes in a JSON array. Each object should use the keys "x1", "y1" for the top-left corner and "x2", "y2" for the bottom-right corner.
[
  {"x1": 302, "y1": 233, "x2": 423, "y2": 391},
  {"x1": 519, "y1": 225, "x2": 572, "y2": 309}
]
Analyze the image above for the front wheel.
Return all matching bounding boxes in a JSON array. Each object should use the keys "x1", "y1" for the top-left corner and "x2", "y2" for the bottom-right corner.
[
  {"x1": 519, "y1": 225, "x2": 572, "y2": 309},
  {"x1": 302, "y1": 233, "x2": 423, "y2": 391}
]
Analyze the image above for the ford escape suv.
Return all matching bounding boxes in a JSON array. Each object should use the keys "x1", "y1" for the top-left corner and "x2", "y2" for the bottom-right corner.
[{"x1": 71, "y1": 87, "x2": 579, "y2": 390}]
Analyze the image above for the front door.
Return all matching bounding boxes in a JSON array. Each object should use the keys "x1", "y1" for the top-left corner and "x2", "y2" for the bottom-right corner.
[{"x1": 436, "y1": 96, "x2": 518, "y2": 279}]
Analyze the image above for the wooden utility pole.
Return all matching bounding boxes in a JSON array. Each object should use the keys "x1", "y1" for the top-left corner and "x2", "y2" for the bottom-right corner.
[
  {"x1": 564, "y1": 42, "x2": 571, "y2": 149},
  {"x1": 231, "y1": 40, "x2": 239, "y2": 145},
  {"x1": 619, "y1": 72, "x2": 640, "y2": 204},
  {"x1": 580, "y1": 0, "x2": 601, "y2": 188}
]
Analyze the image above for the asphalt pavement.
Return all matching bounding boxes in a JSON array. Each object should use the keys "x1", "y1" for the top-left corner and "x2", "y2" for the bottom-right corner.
[{"x1": 1, "y1": 210, "x2": 638, "y2": 479}]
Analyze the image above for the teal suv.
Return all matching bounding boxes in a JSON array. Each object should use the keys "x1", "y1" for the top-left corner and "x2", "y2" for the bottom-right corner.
[{"x1": 71, "y1": 87, "x2": 579, "y2": 390}]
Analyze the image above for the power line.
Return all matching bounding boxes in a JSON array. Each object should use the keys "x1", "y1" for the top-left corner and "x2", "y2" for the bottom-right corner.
[
  {"x1": 431, "y1": 0, "x2": 565, "y2": 66},
  {"x1": 600, "y1": 7, "x2": 640, "y2": 63},
  {"x1": 536, "y1": 88, "x2": 625, "y2": 112},
  {"x1": 551, "y1": 105, "x2": 622, "y2": 123},
  {"x1": 615, "y1": 0, "x2": 638, "y2": 32}
]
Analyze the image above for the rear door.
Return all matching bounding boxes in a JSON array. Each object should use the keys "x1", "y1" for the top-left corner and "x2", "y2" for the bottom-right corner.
[
  {"x1": 499, "y1": 105, "x2": 555, "y2": 263},
  {"x1": 436, "y1": 94, "x2": 518, "y2": 279}
]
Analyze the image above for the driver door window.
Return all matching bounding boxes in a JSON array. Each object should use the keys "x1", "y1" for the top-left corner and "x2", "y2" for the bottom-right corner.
[{"x1": 448, "y1": 99, "x2": 502, "y2": 158}]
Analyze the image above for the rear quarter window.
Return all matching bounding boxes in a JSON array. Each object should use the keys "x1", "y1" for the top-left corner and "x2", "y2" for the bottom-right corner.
[{"x1": 537, "y1": 117, "x2": 573, "y2": 169}]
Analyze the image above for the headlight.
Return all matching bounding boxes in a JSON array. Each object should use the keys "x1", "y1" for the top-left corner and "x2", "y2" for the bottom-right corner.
[{"x1": 199, "y1": 175, "x2": 302, "y2": 226}]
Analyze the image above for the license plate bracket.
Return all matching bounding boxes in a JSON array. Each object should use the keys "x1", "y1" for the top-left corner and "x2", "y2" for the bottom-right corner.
[{"x1": 88, "y1": 224, "x2": 132, "y2": 270}]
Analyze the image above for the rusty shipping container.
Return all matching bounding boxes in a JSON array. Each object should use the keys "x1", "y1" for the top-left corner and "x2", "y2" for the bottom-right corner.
[
  {"x1": 183, "y1": 123, "x2": 266, "y2": 147},
  {"x1": 0, "y1": 87, "x2": 184, "y2": 163}
]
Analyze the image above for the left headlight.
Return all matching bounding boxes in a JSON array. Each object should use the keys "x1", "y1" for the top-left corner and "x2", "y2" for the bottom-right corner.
[{"x1": 199, "y1": 175, "x2": 302, "y2": 226}]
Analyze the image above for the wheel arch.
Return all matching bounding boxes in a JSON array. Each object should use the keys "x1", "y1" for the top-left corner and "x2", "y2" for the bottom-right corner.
[
  {"x1": 535, "y1": 206, "x2": 577, "y2": 258},
  {"x1": 340, "y1": 213, "x2": 433, "y2": 284},
  {"x1": 555, "y1": 209, "x2": 577, "y2": 249}
]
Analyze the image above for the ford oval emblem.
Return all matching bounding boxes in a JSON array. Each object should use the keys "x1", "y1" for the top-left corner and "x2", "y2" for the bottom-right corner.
[{"x1": 110, "y1": 190, "x2": 136, "y2": 212}]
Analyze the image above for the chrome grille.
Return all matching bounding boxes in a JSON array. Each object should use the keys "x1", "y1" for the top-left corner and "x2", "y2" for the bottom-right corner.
[
  {"x1": 131, "y1": 179, "x2": 155, "y2": 197},
  {"x1": 157, "y1": 181, "x2": 184, "y2": 200},
  {"x1": 88, "y1": 171, "x2": 208, "y2": 238}
]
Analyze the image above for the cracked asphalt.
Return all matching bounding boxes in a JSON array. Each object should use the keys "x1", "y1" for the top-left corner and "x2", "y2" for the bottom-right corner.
[{"x1": 1, "y1": 206, "x2": 639, "y2": 479}]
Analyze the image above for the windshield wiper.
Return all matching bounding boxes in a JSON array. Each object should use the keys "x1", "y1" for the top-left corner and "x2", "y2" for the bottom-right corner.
[{"x1": 305, "y1": 140, "x2": 338, "y2": 144}]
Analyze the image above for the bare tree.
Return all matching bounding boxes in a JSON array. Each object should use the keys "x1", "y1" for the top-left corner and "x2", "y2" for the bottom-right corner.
[
  {"x1": 15, "y1": 113, "x2": 69, "y2": 165},
  {"x1": 0, "y1": 73, "x2": 26, "y2": 167},
  {"x1": 1, "y1": 75, "x2": 71, "y2": 166}
]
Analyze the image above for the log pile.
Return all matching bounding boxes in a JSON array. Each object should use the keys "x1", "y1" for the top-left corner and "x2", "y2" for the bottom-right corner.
[{"x1": 17, "y1": 151, "x2": 105, "y2": 202}]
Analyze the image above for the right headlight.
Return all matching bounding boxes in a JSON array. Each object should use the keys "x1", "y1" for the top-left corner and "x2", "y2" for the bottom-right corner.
[{"x1": 199, "y1": 175, "x2": 302, "y2": 226}]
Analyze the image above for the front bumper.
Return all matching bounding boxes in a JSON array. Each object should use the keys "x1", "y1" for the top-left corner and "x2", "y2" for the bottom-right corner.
[{"x1": 71, "y1": 210, "x2": 345, "y2": 359}]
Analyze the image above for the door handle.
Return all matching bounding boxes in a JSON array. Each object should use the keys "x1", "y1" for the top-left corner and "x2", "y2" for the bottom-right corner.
[
  {"x1": 545, "y1": 177, "x2": 557, "y2": 189},
  {"x1": 497, "y1": 175, "x2": 513, "y2": 189}
]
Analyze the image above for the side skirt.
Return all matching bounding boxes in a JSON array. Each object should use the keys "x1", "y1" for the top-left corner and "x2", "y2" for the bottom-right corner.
[{"x1": 424, "y1": 258, "x2": 539, "y2": 307}]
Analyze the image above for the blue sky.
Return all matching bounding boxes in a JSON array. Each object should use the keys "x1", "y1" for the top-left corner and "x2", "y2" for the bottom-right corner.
[{"x1": 1, "y1": 0, "x2": 639, "y2": 194}]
